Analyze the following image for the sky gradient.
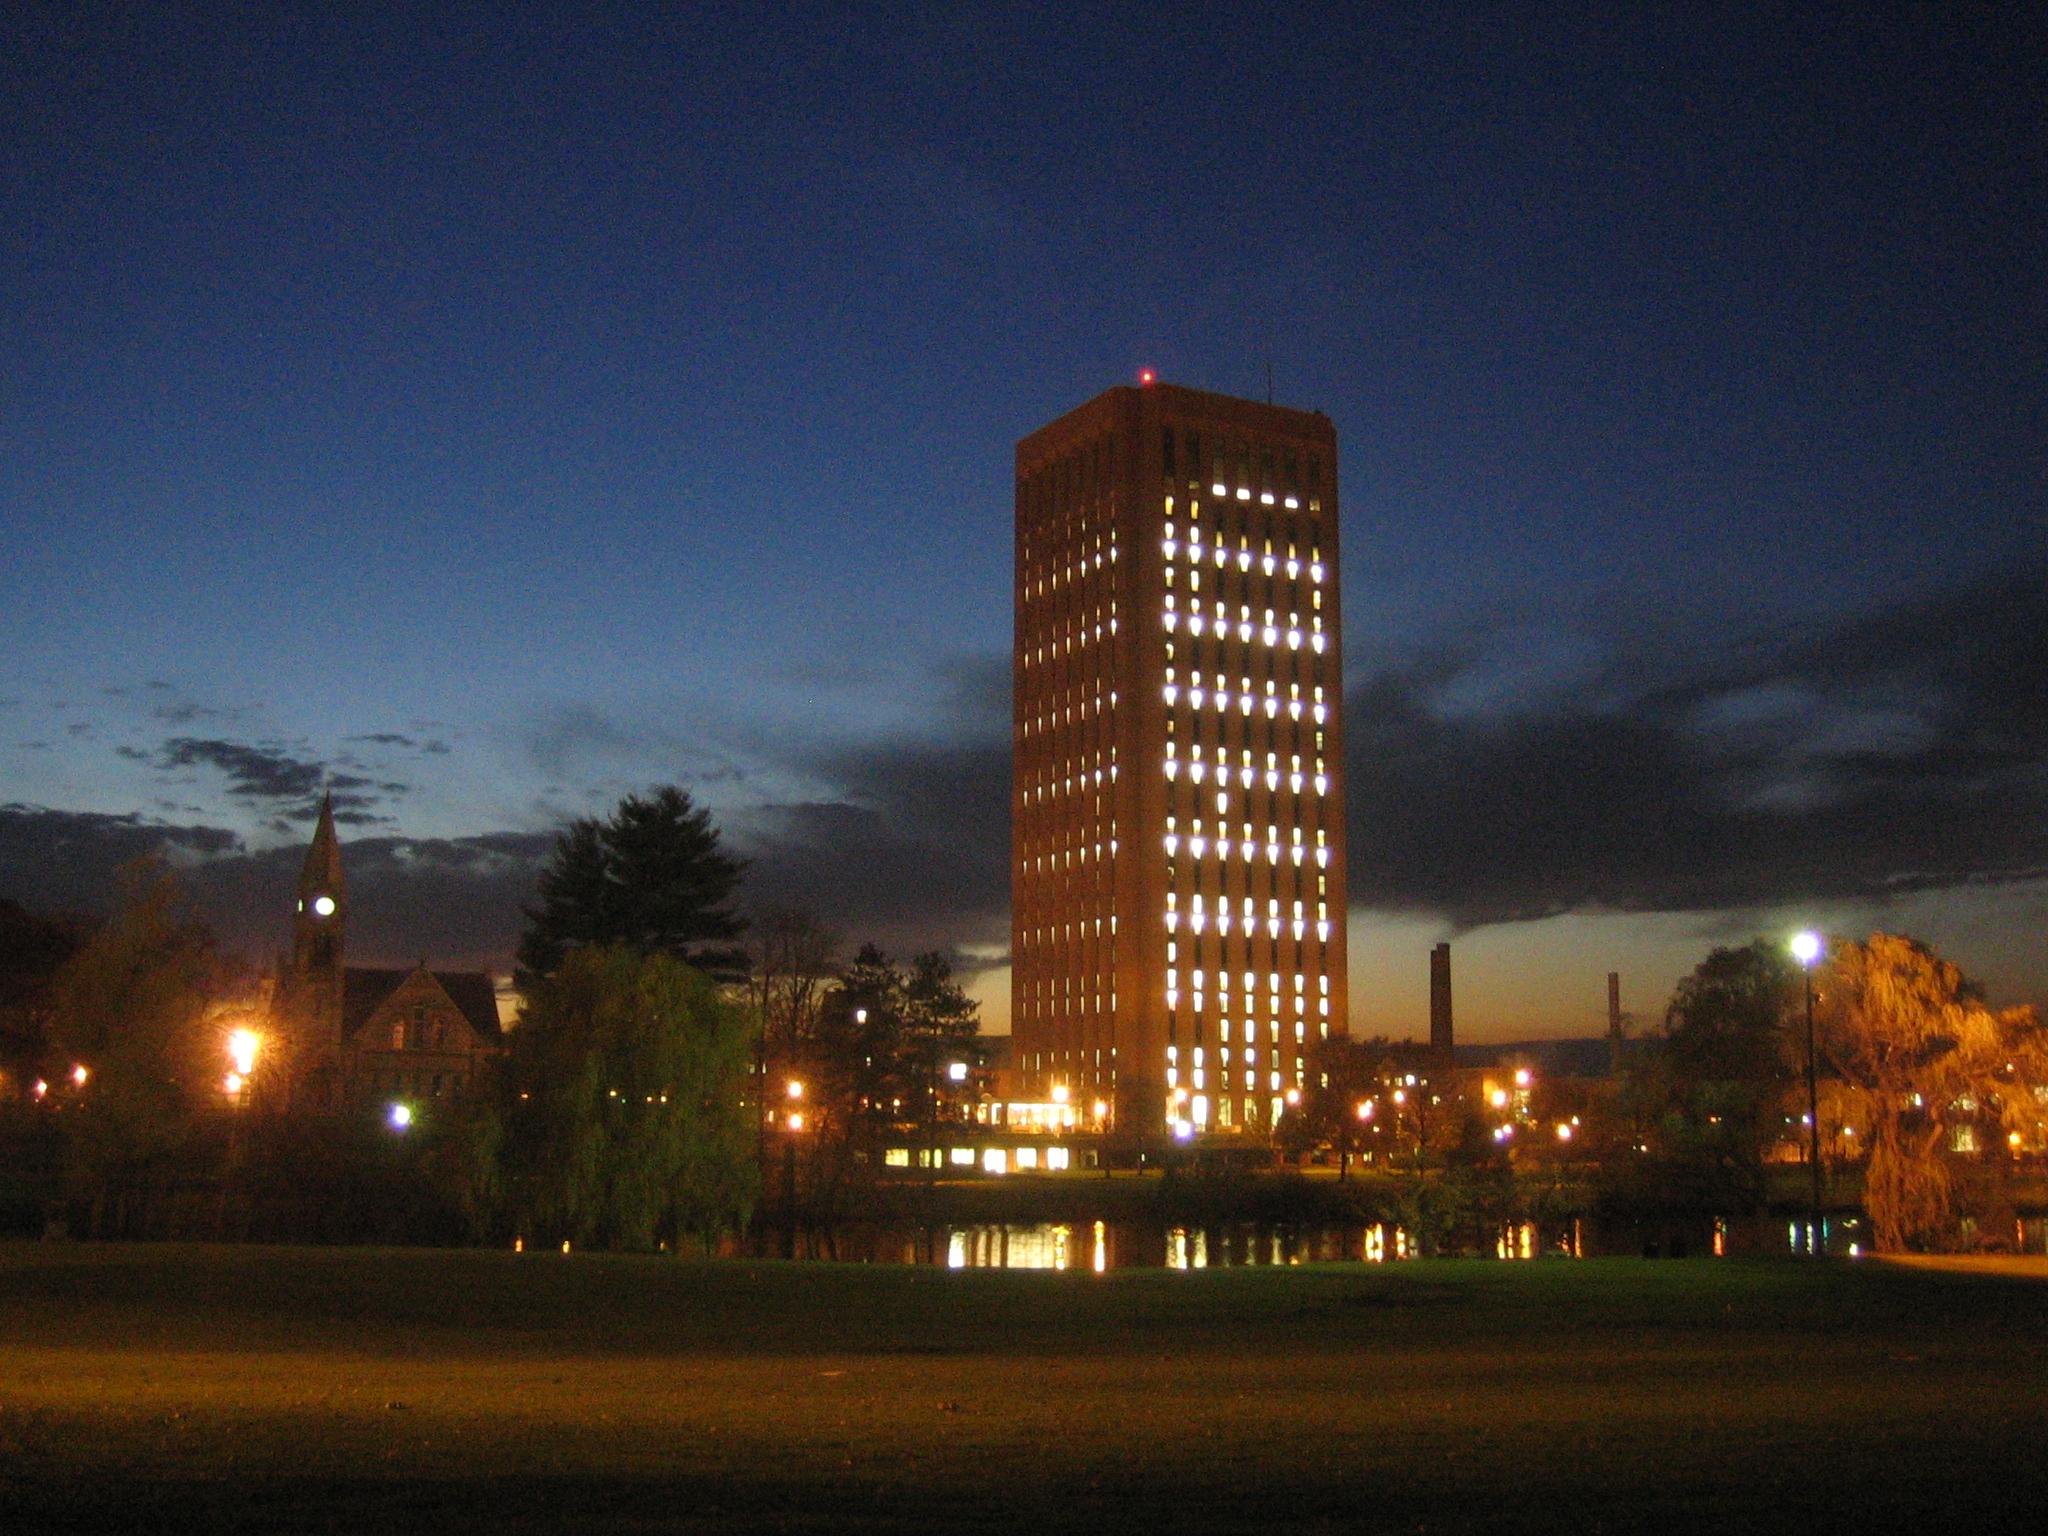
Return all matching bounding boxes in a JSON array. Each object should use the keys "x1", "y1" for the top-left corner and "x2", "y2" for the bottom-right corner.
[{"x1": 4, "y1": 4, "x2": 2044, "y2": 1040}]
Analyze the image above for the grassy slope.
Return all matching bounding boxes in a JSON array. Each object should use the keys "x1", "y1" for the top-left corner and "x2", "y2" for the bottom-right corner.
[{"x1": 2, "y1": 1244, "x2": 2045, "y2": 1533}]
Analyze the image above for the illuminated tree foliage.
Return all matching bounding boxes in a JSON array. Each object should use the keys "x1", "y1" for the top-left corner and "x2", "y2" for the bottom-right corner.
[
  {"x1": 47, "y1": 859, "x2": 227, "y2": 1237},
  {"x1": 503, "y1": 945, "x2": 757, "y2": 1251},
  {"x1": 1820, "y1": 934, "x2": 2046, "y2": 1252},
  {"x1": 517, "y1": 787, "x2": 747, "y2": 987}
]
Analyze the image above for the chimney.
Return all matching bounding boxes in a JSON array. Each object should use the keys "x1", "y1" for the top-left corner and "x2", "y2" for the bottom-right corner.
[
  {"x1": 1607, "y1": 971, "x2": 1624, "y2": 1077},
  {"x1": 1429, "y1": 943, "x2": 1454, "y2": 1065}
]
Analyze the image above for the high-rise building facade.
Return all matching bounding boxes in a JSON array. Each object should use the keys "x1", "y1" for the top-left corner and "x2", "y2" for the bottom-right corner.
[{"x1": 1012, "y1": 379, "x2": 1349, "y2": 1136}]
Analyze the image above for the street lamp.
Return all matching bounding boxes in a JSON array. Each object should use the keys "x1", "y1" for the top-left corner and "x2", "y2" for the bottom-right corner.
[
  {"x1": 225, "y1": 1028, "x2": 261, "y2": 1104},
  {"x1": 1791, "y1": 930, "x2": 1824, "y2": 1256}
]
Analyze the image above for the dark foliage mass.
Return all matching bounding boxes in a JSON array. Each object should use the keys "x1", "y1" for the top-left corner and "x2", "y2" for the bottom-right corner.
[{"x1": 517, "y1": 787, "x2": 748, "y2": 985}]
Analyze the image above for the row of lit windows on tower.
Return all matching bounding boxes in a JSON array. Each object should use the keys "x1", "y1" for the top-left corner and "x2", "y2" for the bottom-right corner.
[
  {"x1": 1019, "y1": 542, "x2": 1118, "y2": 605},
  {"x1": 1163, "y1": 896, "x2": 1333, "y2": 943},
  {"x1": 1019, "y1": 748, "x2": 1117, "y2": 806},
  {"x1": 1165, "y1": 595, "x2": 1325, "y2": 652},
  {"x1": 1164, "y1": 820, "x2": 1332, "y2": 868},
  {"x1": 1017, "y1": 687, "x2": 1119, "y2": 739},
  {"x1": 1017, "y1": 915, "x2": 1118, "y2": 949},
  {"x1": 1020, "y1": 607, "x2": 1117, "y2": 670},
  {"x1": 1164, "y1": 524, "x2": 1323, "y2": 578}
]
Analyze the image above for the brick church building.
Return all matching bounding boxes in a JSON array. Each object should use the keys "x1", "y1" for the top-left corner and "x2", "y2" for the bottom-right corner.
[{"x1": 279, "y1": 796, "x2": 504, "y2": 1107}]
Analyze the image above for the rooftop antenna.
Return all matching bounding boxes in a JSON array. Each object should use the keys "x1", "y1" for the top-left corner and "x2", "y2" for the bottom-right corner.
[{"x1": 1263, "y1": 352, "x2": 1274, "y2": 405}]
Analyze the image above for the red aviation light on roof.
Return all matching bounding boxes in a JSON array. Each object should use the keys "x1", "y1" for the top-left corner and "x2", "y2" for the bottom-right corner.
[{"x1": 1138, "y1": 368, "x2": 1156, "y2": 386}]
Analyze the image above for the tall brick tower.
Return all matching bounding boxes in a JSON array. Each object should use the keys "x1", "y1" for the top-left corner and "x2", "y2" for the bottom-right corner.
[
  {"x1": 1430, "y1": 942, "x2": 1454, "y2": 1066},
  {"x1": 1011, "y1": 379, "x2": 1349, "y2": 1137}
]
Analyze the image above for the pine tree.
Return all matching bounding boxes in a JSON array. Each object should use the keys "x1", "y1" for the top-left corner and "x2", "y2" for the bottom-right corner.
[{"x1": 517, "y1": 787, "x2": 746, "y2": 987}]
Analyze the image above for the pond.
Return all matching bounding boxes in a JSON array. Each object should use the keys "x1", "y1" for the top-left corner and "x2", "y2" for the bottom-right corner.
[{"x1": 751, "y1": 1213, "x2": 1886, "y2": 1267}]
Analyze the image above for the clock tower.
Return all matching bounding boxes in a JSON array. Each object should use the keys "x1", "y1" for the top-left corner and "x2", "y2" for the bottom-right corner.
[{"x1": 290, "y1": 793, "x2": 348, "y2": 1048}]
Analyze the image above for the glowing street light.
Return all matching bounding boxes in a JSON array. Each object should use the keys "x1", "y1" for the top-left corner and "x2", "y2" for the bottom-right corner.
[
  {"x1": 388, "y1": 1102, "x2": 413, "y2": 1131},
  {"x1": 227, "y1": 1027, "x2": 261, "y2": 1079},
  {"x1": 947, "y1": 1061, "x2": 969, "y2": 1083},
  {"x1": 1790, "y1": 930, "x2": 1825, "y2": 1255},
  {"x1": 70, "y1": 1064, "x2": 89, "y2": 1087},
  {"x1": 786, "y1": 1079, "x2": 805, "y2": 1101}
]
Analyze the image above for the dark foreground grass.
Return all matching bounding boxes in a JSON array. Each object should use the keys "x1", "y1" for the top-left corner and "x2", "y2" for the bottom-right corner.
[{"x1": 2, "y1": 1245, "x2": 2045, "y2": 1534}]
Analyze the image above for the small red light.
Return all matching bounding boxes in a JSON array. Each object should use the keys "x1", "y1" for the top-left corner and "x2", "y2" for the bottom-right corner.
[{"x1": 1138, "y1": 368, "x2": 1156, "y2": 386}]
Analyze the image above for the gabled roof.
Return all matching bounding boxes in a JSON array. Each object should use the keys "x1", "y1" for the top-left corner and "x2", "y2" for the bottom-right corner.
[{"x1": 342, "y1": 966, "x2": 503, "y2": 1044}]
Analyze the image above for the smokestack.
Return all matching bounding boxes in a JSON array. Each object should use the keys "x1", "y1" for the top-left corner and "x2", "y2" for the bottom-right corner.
[
  {"x1": 1430, "y1": 943, "x2": 1454, "y2": 1065},
  {"x1": 1607, "y1": 971, "x2": 1624, "y2": 1076}
]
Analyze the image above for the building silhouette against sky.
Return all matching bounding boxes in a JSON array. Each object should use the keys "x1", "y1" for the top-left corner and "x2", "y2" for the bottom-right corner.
[{"x1": 1012, "y1": 378, "x2": 1349, "y2": 1135}]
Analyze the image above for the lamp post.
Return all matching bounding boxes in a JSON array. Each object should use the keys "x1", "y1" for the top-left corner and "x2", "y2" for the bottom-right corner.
[
  {"x1": 1791, "y1": 931, "x2": 1824, "y2": 1256},
  {"x1": 782, "y1": 1080, "x2": 804, "y2": 1260}
]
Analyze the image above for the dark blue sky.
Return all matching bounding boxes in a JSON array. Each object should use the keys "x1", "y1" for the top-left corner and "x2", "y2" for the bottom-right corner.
[{"x1": 4, "y1": 4, "x2": 2043, "y2": 1037}]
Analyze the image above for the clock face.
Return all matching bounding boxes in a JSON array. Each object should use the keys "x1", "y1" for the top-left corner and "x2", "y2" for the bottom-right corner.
[{"x1": 312, "y1": 895, "x2": 337, "y2": 918}]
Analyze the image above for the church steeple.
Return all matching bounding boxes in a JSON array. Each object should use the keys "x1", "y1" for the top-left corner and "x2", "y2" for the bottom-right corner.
[{"x1": 292, "y1": 792, "x2": 347, "y2": 992}]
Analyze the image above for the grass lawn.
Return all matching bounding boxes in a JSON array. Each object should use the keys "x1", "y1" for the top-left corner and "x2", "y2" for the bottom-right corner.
[{"x1": 2, "y1": 1244, "x2": 2044, "y2": 1533}]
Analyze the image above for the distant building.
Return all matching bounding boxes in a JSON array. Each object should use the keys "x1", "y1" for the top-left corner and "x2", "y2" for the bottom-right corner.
[
  {"x1": 278, "y1": 796, "x2": 503, "y2": 1107},
  {"x1": 1011, "y1": 379, "x2": 1350, "y2": 1137}
]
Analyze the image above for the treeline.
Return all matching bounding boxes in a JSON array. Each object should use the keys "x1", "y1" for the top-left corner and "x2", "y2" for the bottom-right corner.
[
  {"x1": 6, "y1": 787, "x2": 2045, "y2": 1255},
  {"x1": 0, "y1": 788, "x2": 983, "y2": 1250},
  {"x1": 1274, "y1": 934, "x2": 2047, "y2": 1253}
]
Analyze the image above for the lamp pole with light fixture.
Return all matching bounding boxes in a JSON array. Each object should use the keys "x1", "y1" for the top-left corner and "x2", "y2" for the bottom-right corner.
[{"x1": 1791, "y1": 931, "x2": 1824, "y2": 1255}]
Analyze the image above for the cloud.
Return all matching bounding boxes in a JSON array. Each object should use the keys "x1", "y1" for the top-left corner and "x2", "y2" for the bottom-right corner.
[
  {"x1": 0, "y1": 805, "x2": 244, "y2": 913},
  {"x1": 347, "y1": 732, "x2": 451, "y2": 755},
  {"x1": 1345, "y1": 563, "x2": 2048, "y2": 928},
  {"x1": 158, "y1": 737, "x2": 324, "y2": 801},
  {"x1": 0, "y1": 805, "x2": 551, "y2": 972}
]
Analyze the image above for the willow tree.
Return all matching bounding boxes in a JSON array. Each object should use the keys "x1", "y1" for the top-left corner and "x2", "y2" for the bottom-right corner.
[
  {"x1": 1821, "y1": 934, "x2": 2045, "y2": 1251},
  {"x1": 503, "y1": 945, "x2": 757, "y2": 1251}
]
